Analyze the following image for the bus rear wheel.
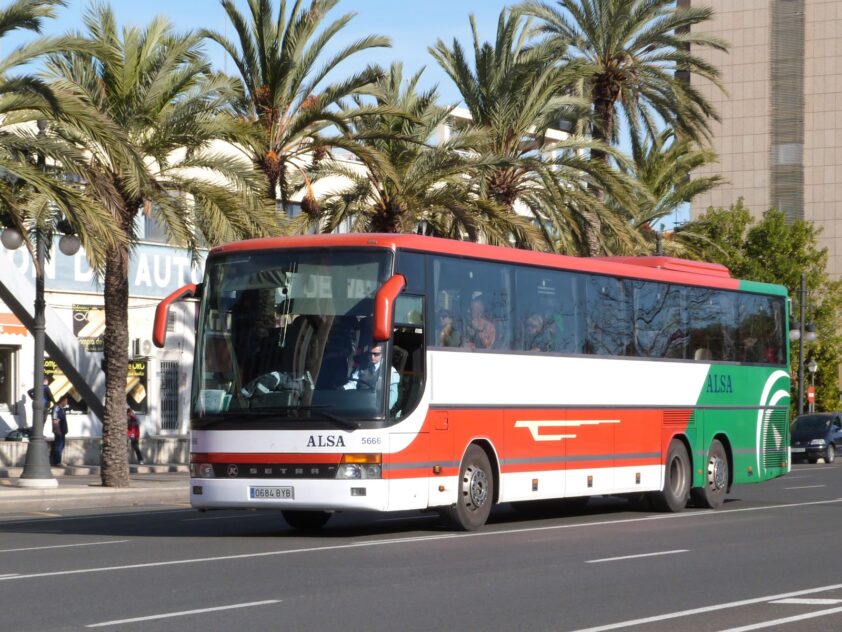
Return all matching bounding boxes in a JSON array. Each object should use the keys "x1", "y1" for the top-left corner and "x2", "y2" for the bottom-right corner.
[
  {"x1": 282, "y1": 510, "x2": 331, "y2": 531},
  {"x1": 691, "y1": 439, "x2": 729, "y2": 509},
  {"x1": 447, "y1": 445, "x2": 494, "y2": 531},
  {"x1": 652, "y1": 439, "x2": 690, "y2": 513}
]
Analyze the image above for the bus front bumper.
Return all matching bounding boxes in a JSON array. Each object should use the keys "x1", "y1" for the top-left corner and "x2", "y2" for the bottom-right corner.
[{"x1": 190, "y1": 477, "x2": 390, "y2": 512}]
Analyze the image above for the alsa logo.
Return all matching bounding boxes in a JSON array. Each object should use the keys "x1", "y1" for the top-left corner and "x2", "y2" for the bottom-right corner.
[
  {"x1": 706, "y1": 374, "x2": 733, "y2": 394},
  {"x1": 307, "y1": 435, "x2": 346, "y2": 448}
]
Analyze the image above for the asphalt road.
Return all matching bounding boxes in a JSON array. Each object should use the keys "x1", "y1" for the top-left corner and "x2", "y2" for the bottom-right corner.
[{"x1": 2, "y1": 463, "x2": 841, "y2": 632}]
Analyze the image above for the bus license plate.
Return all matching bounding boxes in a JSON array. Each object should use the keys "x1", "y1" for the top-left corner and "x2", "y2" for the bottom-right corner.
[{"x1": 249, "y1": 486, "x2": 294, "y2": 500}]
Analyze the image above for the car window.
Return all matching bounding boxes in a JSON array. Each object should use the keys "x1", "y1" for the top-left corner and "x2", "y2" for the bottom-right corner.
[{"x1": 792, "y1": 415, "x2": 834, "y2": 434}]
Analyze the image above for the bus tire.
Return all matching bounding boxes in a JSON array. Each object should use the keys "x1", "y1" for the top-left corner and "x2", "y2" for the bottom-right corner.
[
  {"x1": 652, "y1": 439, "x2": 690, "y2": 513},
  {"x1": 690, "y1": 439, "x2": 729, "y2": 509},
  {"x1": 282, "y1": 510, "x2": 331, "y2": 530},
  {"x1": 447, "y1": 444, "x2": 494, "y2": 530}
]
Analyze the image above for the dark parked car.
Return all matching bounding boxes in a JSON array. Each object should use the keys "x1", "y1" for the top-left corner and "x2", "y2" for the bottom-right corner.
[{"x1": 791, "y1": 413, "x2": 842, "y2": 464}]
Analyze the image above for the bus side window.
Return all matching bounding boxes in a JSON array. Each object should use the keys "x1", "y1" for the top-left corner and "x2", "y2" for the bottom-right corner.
[{"x1": 390, "y1": 327, "x2": 424, "y2": 420}]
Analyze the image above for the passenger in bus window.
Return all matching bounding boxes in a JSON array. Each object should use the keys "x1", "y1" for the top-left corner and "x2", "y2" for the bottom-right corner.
[
  {"x1": 741, "y1": 335, "x2": 760, "y2": 362},
  {"x1": 523, "y1": 312, "x2": 554, "y2": 352},
  {"x1": 464, "y1": 296, "x2": 496, "y2": 350},
  {"x1": 437, "y1": 309, "x2": 462, "y2": 347}
]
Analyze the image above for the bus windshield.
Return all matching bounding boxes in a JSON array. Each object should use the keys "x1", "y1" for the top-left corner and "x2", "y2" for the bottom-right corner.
[{"x1": 193, "y1": 248, "x2": 393, "y2": 424}]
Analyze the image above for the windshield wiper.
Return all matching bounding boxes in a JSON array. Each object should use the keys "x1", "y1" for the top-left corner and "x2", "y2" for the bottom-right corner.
[
  {"x1": 195, "y1": 405, "x2": 358, "y2": 430},
  {"x1": 268, "y1": 405, "x2": 359, "y2": 430}
]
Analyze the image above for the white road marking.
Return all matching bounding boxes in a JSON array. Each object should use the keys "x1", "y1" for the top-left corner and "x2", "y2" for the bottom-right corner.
[
  {"x1": 587, "y1": 549, "x2": 688, "y2": 564},
  {"x1": 0, "y1": 508, "x2": 192, "y2": 526},
  {"x1": 716, "y1": 606, "x2": 842, "y2": 632},
  {"x1": 86, "y1": 600, "x2": 280, "y2": 627},
  {"x1": 0, "y1": 497, "x2": 840, "y2": 583},
  {"x1": 568, "y1": 584, "x2": 842, "y2": 631},
  {"x1": 0, "y1": 574, "x2": 20, "y2": 578},
  {"x1": 771, "y1": 598, "x2": 842, "y2": 605},
  {"x1": 0, "y1": 540, "x2": 129, "y2": 554},
  {"x1": 783, "y1": 485, "x2": 826, "y2": 490}
]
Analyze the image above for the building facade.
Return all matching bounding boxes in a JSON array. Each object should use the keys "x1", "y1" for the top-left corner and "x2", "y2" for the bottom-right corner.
[
  {"x1": 689, "y1": 0, "x2": 842, "y2": 279},
  {"x1": 0, "y1": 233, "x2": 204, "y2": 461}
]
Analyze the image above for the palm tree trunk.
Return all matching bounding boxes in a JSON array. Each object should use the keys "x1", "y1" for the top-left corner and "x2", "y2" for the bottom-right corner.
[
  {"x1": 583, "y1": 87, "x2": 617, "y2": 257},
  {"x1": 100, "y1": 216, "x2": 132, "y2": 487}
]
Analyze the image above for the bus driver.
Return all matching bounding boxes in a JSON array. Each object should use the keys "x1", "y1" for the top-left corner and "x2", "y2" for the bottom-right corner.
[{"x1": 343, "y1": 344, "x2": 400, "y2": 409}]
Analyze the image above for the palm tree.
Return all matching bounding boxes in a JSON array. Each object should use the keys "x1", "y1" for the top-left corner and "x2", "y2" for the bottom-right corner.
[
  {"x1": 0, "y1": 0, "x2": 117, "y2": 259},
  {"x1": 202, "y1": 0, "x2": 390, "y2": 213},
  {"x1": 298, "y1": 63, "x2": 540, "y2": 247},
  {"x1": 516, "y1": 0, "x2": 728, "y2": 157},
  {"x1": 622, "y1": 128, "x2": 723, "y2": 256},
  {"x1": 45, "y1": 4, "x2": 276, "y2": 487},
  {"x1": 430, "y1": 8, "x2": 641, "y2": 255}
]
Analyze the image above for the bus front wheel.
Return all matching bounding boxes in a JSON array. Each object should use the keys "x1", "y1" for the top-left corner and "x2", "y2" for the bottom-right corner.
[
  {"x1": 447, "y1": 444, "x2": 494, "y2": 530},
  {"x1": 652, "y1": 439, "x2": 690, "y2": 512},
  {"x1": 282, "y1": 510, "x2": 331, "y2": 531},
  {"x1": 691, "y1": 439, "x2": 729, "y2": 509}
]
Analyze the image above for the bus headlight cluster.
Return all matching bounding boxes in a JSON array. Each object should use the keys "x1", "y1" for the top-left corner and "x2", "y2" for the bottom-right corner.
[
  {"x1": 190, "y1": 463, "x2": 215, "y2": 478},
  {"x1": 336, "y1": 454, "x2": 382, "y2": 479}
]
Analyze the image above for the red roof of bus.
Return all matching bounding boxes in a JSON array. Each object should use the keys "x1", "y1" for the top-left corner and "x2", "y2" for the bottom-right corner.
[{"x1": 211, "y1": 233, "x2": 740, "y2": 290}]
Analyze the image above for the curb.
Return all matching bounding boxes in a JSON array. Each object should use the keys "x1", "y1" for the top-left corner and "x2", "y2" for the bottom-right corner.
[
  {"x1": 0, "y1": 485, "x2": 190, "y2": 514},
  {"x1": 0, "y1": 464, "x2": 189, "y2": 478}
]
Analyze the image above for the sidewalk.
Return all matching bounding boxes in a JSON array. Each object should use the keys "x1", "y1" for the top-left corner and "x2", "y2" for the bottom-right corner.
[{"x1": 0, "y1": 465, "x2": 190, "y2": 514}]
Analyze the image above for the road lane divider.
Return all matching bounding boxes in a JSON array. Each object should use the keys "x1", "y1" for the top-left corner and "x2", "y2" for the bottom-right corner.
[
  {"x1": 770, "y1": 598, "x2": 842, "y2": 605},
  {"x1": 86, "y1": 600, "x2": 281, "y2": 628},
  {"x1": 783, "y1": 485, "x2": 826, "y2": 490},
  {"x1": 586, "y1": 549, "x2": 688, "y2": 564},
  {"x1": 568, "y1": 583, "x2": 842, "y2": 631},
  {"x1": 717, "y1": 605, "x2": 842, "y2": 632},
  {"x1": 0, "y1": 540, "x2": 129, "y2": 554}
]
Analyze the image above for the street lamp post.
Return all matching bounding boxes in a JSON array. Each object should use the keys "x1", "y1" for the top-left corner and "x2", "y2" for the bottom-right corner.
[
  {"x1": 789, "y1": 272, "x2": 818, "y2": 417},
  {"x1": 1, "y1": 120, "x2": 81, "y2": 487},
  {"x1": 1, "y1": 223, "x2": 80, "y2": 489}
]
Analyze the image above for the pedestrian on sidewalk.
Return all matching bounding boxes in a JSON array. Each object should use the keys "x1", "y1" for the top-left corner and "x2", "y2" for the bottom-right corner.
[
  {"x1": 127, "y1": 407, "x2": 144, "y2": 465},
  {"x1": 27, "y1": 377, "x2": 54, "y2": 422},
  {"x1": 50, "y1": 395, "x2": 68, "y2": 466}
]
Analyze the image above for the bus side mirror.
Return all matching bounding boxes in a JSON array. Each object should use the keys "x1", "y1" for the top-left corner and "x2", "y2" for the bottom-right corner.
[
  {"x1": 153, "y1": 283, "x2": 202, "y2": 348},
  {"x1": 373, "y1": 274, "x2": 406, "y2": 342}
]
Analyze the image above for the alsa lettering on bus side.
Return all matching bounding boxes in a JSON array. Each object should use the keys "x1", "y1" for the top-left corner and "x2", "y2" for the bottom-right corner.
[
  {"x1": 307, "y1": 435, "x2": 346, "y2": 448},
  {"x1": 705, "y1": 374, "x2": 733, "y2": 394}
]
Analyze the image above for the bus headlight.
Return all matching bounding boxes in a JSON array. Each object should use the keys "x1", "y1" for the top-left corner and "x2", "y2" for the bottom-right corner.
[
  {"x1": 337, "y1": 464, "x2": 362, "y2": 479},
  {"x1": 190, "y1": 463, "x2": 215, "y2": 478},
  {"x1": 810, "y1": 439, "x2": 827, "y2": 446},
  {"x1": 336, "y1": 454, "x2": 382, "y2": 479}
]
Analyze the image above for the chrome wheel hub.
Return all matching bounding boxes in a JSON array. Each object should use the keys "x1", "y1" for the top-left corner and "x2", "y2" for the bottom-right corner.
[
  {"x1": 466, "y1": 466, "x2": 489, "y2": 508},
  {"x1": 708, "y1": 456, "x2": 726, "y2": 491}
]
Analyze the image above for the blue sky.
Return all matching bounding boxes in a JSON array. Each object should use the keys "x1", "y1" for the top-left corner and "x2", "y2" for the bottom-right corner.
[{"x1": 8, "y1": 0, "x2": 516, "y2": 104}]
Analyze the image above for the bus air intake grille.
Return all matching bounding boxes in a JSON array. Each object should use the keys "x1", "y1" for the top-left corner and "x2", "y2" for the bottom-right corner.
[
  {"x1": 761, "y1": 409, "x2": 788, "y2": 469},
  {"x1": 663, "y1": 410, "x2": 693, "y2": 427}
]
